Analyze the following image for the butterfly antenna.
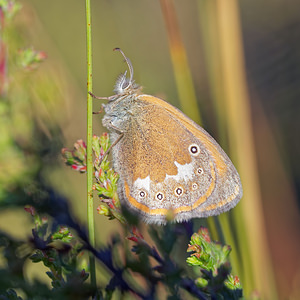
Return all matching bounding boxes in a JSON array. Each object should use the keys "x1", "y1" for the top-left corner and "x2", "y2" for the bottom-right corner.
[{"x1": 114, "y1": 48, "x2": 134, "y2": 83}]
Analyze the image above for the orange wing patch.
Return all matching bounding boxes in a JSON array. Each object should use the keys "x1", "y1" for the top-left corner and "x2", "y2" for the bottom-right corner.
[{"x1": 139, "y1": 95, "x2": 228, "y2": 177}]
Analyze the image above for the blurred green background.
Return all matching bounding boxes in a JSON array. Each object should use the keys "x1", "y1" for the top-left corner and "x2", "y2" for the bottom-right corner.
[{"x1": 1, "y1": 0, "x2": 300, "y2": 299}]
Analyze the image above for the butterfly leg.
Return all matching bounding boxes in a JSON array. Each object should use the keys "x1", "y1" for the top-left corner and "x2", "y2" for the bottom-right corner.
[
  {"x1": 98, "y1": 124, "x2": 124, "y2": 167},
  {"x1": 92, "y1": 108, "x2": 103, "y2": 114},
  {"x1": 89, "y1": 91, "x2": 116, "y2": 115},
  {"x1": 89, "y1": 91, "x2": 115, "y2": 101}
]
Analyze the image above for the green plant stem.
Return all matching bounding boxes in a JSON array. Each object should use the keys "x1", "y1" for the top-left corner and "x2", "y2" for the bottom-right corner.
[{"x1": 85, "y1": 0, "x2": 96, "y2": 288}]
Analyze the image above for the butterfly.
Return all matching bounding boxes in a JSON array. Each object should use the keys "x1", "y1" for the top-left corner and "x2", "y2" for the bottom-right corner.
[{"x1": 91, "y1": 48, "x2": 242, "y2": 224}]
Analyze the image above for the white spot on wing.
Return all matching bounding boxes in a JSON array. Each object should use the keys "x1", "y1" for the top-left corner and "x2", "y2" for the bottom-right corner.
[
  {"x1": 166, "y1": 161, "x2": 194, "y2": 181},
  {"x1": 134, "y1": 176, "x2": 150, "y2": 192}
]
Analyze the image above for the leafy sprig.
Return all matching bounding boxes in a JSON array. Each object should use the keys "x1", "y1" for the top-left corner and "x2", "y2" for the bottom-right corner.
[{"x1": 187, "y1": 227, "x2": 243, "y2": 299}]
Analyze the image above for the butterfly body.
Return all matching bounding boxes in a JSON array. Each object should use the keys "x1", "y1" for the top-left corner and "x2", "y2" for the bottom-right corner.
[{"x1": 100, "y1": 49, "x2": 242, "y2": 224}]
